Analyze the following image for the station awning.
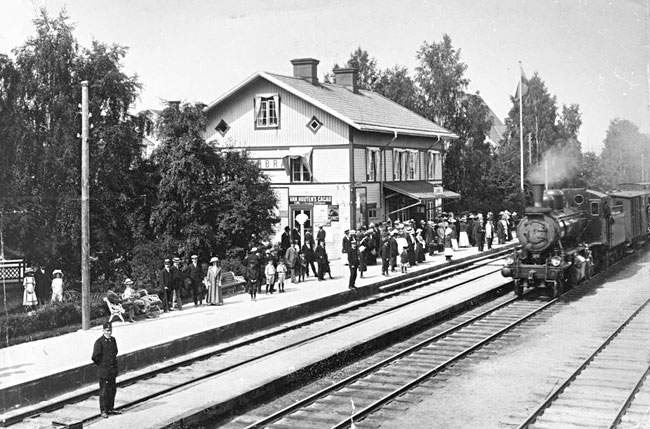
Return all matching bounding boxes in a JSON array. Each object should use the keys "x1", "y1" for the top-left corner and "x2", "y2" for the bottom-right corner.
[
  {"x1": 384, "y1": 181, "x2": 461, "y2": 201},
  {"x1": 282, "y1": 146, "x2": 313, "y2": 175}
]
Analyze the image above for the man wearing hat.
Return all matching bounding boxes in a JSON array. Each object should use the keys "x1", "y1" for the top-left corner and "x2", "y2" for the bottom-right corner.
[
  {"x1": 157, "y1": 259, "x2": 173, "y2": 312},
  {"x1": 341, "y1": 229, "x2": 351, "y2": 264},
  {"x1": 92, "y1": 322, "x2": 121, "y2": 418},
  {"x1": 170, "y1": 257, "x2": 184, "y2": 310},
  {"x1": 316, "y1": 224, "x2": 326, "y2": 244},
  {"x1": 186, "y1": 255, "x2": 205, "y2": 307}
]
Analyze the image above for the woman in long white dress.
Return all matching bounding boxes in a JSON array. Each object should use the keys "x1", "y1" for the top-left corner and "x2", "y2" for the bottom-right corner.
[
  {"x1": 206, "y1": 257, "x2": 223, "y2": 305},
  {"x1": 23, "y1": 268, "x2": 38, "y2": 309}
]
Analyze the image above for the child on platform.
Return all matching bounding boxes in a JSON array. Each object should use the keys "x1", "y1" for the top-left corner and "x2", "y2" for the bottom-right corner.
[
  {"x1": 264, "y1": 259, "x2": 276, "y2": 294},
  {"x1": 276, "y1": 260, "x2": 287, "y2": 292},
  {"x1": 400, "y1": 246, "x2": 409, "y2": 273}
]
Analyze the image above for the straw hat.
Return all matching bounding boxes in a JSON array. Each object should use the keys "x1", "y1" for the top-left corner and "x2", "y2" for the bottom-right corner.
[{"x1": 210, "y1": 256, "x2": 219, "y2": 263}]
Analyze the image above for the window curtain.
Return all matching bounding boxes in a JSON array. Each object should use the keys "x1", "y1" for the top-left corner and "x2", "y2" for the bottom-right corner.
[
  {"x1": 272, "y1": 95, "x2": 279, "y2": 124},
  {"x1": 283, "y1": 147, "x2": 313, "y2": 176},
  {"x1": 254, "y1": 97, "x2": 262, "y2": 124}
]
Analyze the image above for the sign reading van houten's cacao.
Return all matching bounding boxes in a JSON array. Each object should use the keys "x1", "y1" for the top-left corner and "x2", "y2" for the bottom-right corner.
[{"x1": 289, "y1": 195, "x2": 332, "y2": 205}]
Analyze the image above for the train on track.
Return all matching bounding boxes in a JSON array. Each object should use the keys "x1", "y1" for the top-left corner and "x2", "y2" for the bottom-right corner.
[{"x1": 501, "y1": 182, "x2": 650, "y2": 297}]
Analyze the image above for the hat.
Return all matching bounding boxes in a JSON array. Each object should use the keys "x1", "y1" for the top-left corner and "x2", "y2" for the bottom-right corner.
[
  {"x1": 349, "y1": 229, "x2": 356, "y2": 235},
  {"x1": 173, "y1": 257, "x2": 181, "y2": 263},
  {"x1": 369, "y1": 223, "x2": 375, "y2": 228},
  {"x1": 123, "y1": 278, "x2": 134, "y2": 285},
  {"x1": 191, "y1": 254, "x2": 198, "y2": 259},
  {"x1": 52, "y1": 269, "x2": 63, "y2": 276},
  {"x1": 405, "y1": 226, "x2": 414, "y2": 233},
  {"x1": 344, "y1": 229, "x2": 350, "y2": 233},
  {"x1": 251, "y1": 247, "x2": 258, "y2": 252},
  {"x1": 164, "y1": 258, "x2": 170, "y2": 264},
  {"x1": 317, "y1": 224, "x2": 323, "y2": 228},
  {"x1": 210, "y1": 256, "x2": 219, "y2": 263},
  {"x1": 390, "y1": 229, "x2": 397, "y2": 235},
  {"x1": 102, "y1": 322, "x2": 112, "y2": 330}
]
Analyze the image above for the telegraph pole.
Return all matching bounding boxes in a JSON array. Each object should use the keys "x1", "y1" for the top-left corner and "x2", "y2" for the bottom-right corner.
[{"x1": 81, "y1": 81, "x2": 90, "y2": 330}]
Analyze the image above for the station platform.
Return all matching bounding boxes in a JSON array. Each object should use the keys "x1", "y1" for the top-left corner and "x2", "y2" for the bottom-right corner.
[{"x1": 0, "y1": 242, "x2": 514, "y2": 424}]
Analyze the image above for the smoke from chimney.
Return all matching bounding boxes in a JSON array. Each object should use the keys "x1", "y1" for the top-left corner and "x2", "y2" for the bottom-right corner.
[{"x1": 527, "y1": 144, "x2": 580, "y2": 186}]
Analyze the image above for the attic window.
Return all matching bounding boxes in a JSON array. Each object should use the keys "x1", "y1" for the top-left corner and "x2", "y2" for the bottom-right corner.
[
  {"x1": 307, "y1": 116, "x2": 322, "y2": 134},
  {"x1": 215, "y1": 119, "x2": 230, "y2": 137}
]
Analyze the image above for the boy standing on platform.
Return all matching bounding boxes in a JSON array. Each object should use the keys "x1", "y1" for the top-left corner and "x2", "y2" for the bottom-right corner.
[{"x1": 92, "y1": 322, "x2": 121, "y2": 418}]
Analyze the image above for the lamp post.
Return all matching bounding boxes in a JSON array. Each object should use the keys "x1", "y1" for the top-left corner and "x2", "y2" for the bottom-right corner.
[{"x1": 81, "y1": 81, "x2": 90, "y2": 330}]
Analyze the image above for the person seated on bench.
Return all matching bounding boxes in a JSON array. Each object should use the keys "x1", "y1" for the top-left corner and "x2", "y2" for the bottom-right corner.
[{"x1": 122, "y1": 278, "x2": 151, "y2": 320}]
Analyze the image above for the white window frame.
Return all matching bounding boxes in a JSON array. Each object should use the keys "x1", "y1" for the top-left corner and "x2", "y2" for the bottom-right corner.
[
  {"x1": 394, "y1": 149, "x2": 419, "y2": 180},
  {"x1": 254, "y1": 94, "x2": 280, "y2": 128},
  {"x1": 291, "y1": 157, "x2": 312, "y2": 182},
  {"x1": 426, "y1": 150, "x2": 439, "y2": 180},
  {"x1": 366, "y1": 147, "x2": 381, "y2": 182}
]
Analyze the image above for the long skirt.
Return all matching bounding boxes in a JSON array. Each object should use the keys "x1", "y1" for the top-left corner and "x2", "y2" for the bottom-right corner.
[
  {"x1": 207, "y1": 283, "x2": 222, "y2": 305},
  {"x1": 23, "y1": 289, "x2": 38, "y2": 306},
  {"x1": 451, "y1": 238, "x2": 459, "y2": 251},
  {"x1": 459, "y1": 231, "x2": 470, "y2": 247}
]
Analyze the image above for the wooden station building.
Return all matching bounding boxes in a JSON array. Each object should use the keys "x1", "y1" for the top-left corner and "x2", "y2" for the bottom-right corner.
[{"x1": 203, "y1": 58, "x2": 459, "y2": 257}]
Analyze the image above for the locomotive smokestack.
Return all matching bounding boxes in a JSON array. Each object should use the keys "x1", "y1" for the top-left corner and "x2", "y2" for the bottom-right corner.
[{"x1": 531, "y1": 183, "x2": 544, "y2": 207}]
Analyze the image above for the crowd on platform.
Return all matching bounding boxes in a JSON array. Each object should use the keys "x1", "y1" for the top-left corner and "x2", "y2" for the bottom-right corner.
[{"x1": 20, "y1": 209, "x2": 519, "y2": 315}]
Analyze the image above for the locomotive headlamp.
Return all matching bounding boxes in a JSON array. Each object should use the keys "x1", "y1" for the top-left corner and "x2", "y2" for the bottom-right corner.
[{"x1": 550, "y1": 256, "x2": 562, "y2": 267}]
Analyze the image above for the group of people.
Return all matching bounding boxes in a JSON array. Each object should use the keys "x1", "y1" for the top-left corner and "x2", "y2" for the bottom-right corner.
[
  {"x1": 243, "y1": 225, "x2": 333, "y2": 301},
  {"x1": 21, "y1": 266, "x2": 65, "y2": 311},
  {"x1": 156, "y1": 255, "x2": 224, "y2": 312},
  {"x1": 341, "y1": 210, "x2": 519, "y2": 289}
]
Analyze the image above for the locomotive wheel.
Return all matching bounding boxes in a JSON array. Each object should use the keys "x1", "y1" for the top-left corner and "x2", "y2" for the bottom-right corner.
[{"x1": 514, "y1": 280, "x2": 524, "y2": 297}]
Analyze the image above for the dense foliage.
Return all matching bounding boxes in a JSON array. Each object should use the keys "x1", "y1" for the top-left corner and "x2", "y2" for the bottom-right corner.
[{"x1": 0, "y1": 10, "x2": 278, "y2": 291}]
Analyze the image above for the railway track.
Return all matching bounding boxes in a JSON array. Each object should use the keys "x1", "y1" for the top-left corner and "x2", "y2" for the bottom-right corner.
[
  {"x1": 7, "y1": 250, "x2": 511, "y2": 428},
  {"x1": 518, "y1": 295, "x2": 650, "y2": 429},
  {"x1": 229, "y1": 290, "x2": 556, "y2": 429}
]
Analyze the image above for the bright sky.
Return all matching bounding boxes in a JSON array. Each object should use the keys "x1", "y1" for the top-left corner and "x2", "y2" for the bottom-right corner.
[{"x1": 1, "y1": 0, "x2": 648, "y2": 153}]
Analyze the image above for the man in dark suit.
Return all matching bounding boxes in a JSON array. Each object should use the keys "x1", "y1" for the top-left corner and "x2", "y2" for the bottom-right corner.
[
  {"x1": 34, "y1": 265, "x2": 50, "y2": 305},
  {"x1": 389, "y1": 230, "x2": 399, "y2": 272},
  {"x1": 347, "y1": 240, "x2": 359, "y2": 289},
  {"x1": 157, "y1": 259, "x2": 172, "y2": 312},
  {"x1": 170, "y1": 257, "x2": 184, "y2": 310},
  {"x1": 92, "y1": 322, "x2": 121, "y2": 418},
  {"x1": 187, "y1": 255, "x2": 204, "y2": 307}
]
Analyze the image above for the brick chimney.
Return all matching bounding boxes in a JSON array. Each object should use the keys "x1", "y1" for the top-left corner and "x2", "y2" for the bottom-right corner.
[
  {"x1": 291, "y1": 58, "x2": 320, "y2": 85},
  {"x1": 333, "y1": 68, "x2": 359, "y2": 93}
]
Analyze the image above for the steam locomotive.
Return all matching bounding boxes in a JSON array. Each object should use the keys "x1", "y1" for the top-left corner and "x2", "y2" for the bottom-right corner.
[{"x1": 501, "y1": 183, "x2": 650, "y2": 297}]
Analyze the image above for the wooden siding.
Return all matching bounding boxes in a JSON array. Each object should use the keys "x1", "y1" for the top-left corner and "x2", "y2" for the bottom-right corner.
[
  {"x1": 205, "y1": 78, "x2": 349, "y2": 148},
  {"x1": 315, "y1": 147, "x2": 350, "y2": 183},
  {"x1": 353, "y1": 148, "x2": 366, "y2": 183},
  {"x1": 352, "y1": 130, "x2": 444, "y2": 183}
]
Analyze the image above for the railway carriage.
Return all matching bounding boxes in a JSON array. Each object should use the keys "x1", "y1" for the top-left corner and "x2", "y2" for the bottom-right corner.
[{"x1": 501, "y1": 183, "x2": 650, "y2": 298}]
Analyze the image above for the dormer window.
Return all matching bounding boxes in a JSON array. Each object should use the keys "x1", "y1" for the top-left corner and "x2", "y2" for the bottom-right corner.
[
  {"x1": 254, "y1": 94, "x2": 279, "y2": 128},
  {"x1": 215, "y1": 119, "x2": 230, "y2": 137}
]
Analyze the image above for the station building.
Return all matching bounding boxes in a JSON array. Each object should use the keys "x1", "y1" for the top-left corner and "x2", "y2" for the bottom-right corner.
[{"x1": 203, "y1": 58, "x2": 459, "y2": 257}]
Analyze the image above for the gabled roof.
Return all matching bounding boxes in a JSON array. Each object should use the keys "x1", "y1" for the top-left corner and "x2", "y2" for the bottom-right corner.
[{"x1": 205, "y1": 71, "x2": 457, "y2": 139}]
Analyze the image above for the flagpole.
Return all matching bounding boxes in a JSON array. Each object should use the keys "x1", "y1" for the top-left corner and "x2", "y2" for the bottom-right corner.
[{"x1": 519, "y1": 61, "x2": 524, "y2": 191}]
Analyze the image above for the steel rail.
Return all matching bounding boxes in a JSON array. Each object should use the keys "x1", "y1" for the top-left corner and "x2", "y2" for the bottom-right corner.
[
  {"x1": 329, "y1": 296, "x2": 558, "y2": 429},
  {"x1": 244, "y1": 291, "x2": 552, "y2": 429},
  {"x1": 4, "y1": 250, "x2": 511, "y2": 427},
  {"x1": 516, "y1": 295, "x2": 650, "y2": 429},
  {"x1": 608, "y1": 362, "x2": 650, "y2": 429}
]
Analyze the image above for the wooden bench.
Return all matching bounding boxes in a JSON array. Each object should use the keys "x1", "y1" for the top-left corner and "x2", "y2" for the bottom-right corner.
[{"x1": 220, "y1": 271, "x2": 246, "y2": 297}]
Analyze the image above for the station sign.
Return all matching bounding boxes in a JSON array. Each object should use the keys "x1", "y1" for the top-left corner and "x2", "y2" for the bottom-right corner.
[
  {"x1": 254, "y1": 158, "x2": 284, "y2": 170},
  {"x1": 289, "y1": 195, "x2": 332, "y2": 205}
]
